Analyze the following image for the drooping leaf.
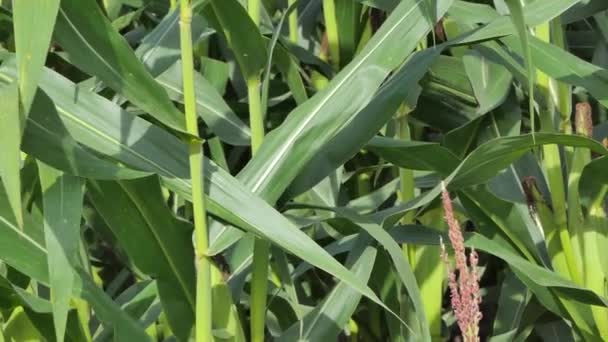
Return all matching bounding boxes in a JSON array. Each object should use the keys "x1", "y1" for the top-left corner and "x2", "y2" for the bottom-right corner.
[
  {"x1": 54, "y1": 0, "x2": 187, "y2": 132},
  {"x1": 463, "y1": 50, "x2": 512, "y2": 114},
  {"x1": 0, "y1": 59, "x2": 149, "y2": 180},
  {"x1": 0, "y1": 82, "x2": 23, "y2": 229},
  {"x1": 503, "y1": 35, "x2": 608, "y2": 109},
  {"x1": 0, "y1": 181, "x2": 150, "y2": 340},
  {"x1": 87, "y1": 176, "x2": 196, "y2": 341},
  {"x1": 370, "y1": 133, "x2": 607, "y2": 190},
  {"x1": 278, "y1": 236, "x2": 377, "y2": 342},
  {"x1": 491, "y1": 271, "x2": 531, "y2": 341},
  {"x1": 37, "y1": 162, "x2": 84, "y2": 342},
  {"x1": 12, "y1": 0, "x2": 60, "y2": 112},
  {"x1": 449, "y1": 133, "x2": 607, "y2": 189},
  {"x1": 135, "y1": 7, "x2": 213, "y2": 77},
  {"x1": 454, "y1": 0, "x2": 581, "y2": 44},
  {"x1": 390, "y1": 226, "x2": 608, "y2": 307},
  {"x1": 205, "y1": 0, "x2": 268, "y2": 81},
  {"x1": 335, "y1": 210, "x2": 431, "y2": 340},
  {"x1": 238, "y1": 0, "x2": 454, "y2": 204},
  {"x1": 503, "y1": 0, "x2": 536, "y2": 139},
  {"x1": 157, "y1": 61, "x2": 251, "y2": 146},
  {"x1": 372, "y1": 133, "x2": 607, "y2": 228}
]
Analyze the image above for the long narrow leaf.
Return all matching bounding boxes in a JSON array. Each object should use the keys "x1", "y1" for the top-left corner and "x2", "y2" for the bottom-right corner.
[
  {"x1": 12, "y1": 0, "x2": 60, "y2": 112},
  {"x1": 54, "y1": 0, "x2": 187, "y2": 132},
  {"x1": 0, "y1": 56, "x2": 393, "y2": 324},
  {"x1": 0, "y1": 83, "x2": 23, "y2": 229},
  {"x1": 88, "y1": 176, "x2": 196, "y2": 341},
  {"x1": 37, "y1": 162, "x2": 84, "y2": 342}
]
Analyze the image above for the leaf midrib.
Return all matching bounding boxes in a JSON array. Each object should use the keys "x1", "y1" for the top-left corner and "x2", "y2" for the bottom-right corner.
[
  {"x1": 0, "y1": 216, "x2": 46, "y2": 252},
  {"x1": 139, "y1": 13, "x2": 179, "y2": 65},
  {"x1": 58, "y1": 8, "x2": 126, "y2": 92},
  {"x1": 119, "y1": 182, "x2": 196, "y2": 311},
  {"x1": 249, "y1": 0, "x2": 424, "y2": 193},
  {"x1": 0, "y1": 68, "x2": 187, "y2": 187}
]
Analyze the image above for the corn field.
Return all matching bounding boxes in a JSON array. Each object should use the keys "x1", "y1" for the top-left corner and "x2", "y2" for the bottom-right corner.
[{"x1": 1, "y1": 0, "x2": 608, "y2": 341}]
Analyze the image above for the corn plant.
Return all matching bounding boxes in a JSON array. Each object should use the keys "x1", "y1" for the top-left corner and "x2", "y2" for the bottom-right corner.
[{"x1": 1, "y1": 0, "x2": 608, "y2": 341}]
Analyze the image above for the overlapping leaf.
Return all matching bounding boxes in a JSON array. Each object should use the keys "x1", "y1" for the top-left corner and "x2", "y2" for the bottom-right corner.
[{"x1": 54, "y1": 0, "x2": 187, "y2": 132}]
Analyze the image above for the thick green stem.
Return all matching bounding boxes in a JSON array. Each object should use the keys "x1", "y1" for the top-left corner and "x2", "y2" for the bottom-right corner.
[
  {"x1": 524, "y1": 178, "x2": 570, "y2": 275},
  {"x1": 250, "y1": 238, "x2": 270, "y2": 342},
  {"x1": 567, "y1": 146, "x2": 588, "y2": 274},
  {"x1": 288, "y1": 0, "x2": 298, "y2": 43},
  {"x1": 246, "y1": 14, "x2": 267, "y2": 338},
  {"x1": 416, "y1": 208, "x2": 446, "y2": 342},
  {"x1": 585, "y1": 185, "x2": 608, "y2": 339},
  {"x1": 247, "y1": 78, "x2": 265, "y2": 152},
  {"x1": 536, "y1": 22, "x2": 581, "y2": 285},
  {"x1": 397, "y1": 116, "x2": 416, "y2": 225},
  {"x1": 246, "y1": 2, "x2": 267, "y2": 338},
  {"x1": 395, "y1": 109, "x2": 442, "y2": 340},
  {"x1": 396, "y1": 114, "x2": 417, "y2": 271},
  {"x1": 170, "y1": 0, "x2": 177, "y2": 10},
  {"x1": 180, "y1": 1, "x2": 212, "y2": 341},
  {"x1": 322, "y1": 0, "x2": 340, "y2": 69},
  {"x1": 541, "y1": 139, "x2": 580, "y2": 282}
]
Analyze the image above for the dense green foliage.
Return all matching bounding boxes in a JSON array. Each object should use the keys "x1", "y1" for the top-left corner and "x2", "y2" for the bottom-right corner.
[{"x1": 1, "y1": 0, "x2": 608, "y2": 340}]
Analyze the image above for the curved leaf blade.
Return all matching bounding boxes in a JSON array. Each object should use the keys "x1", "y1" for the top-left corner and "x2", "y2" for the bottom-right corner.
[
  {"x1": 38, "y1": 162, "x2": 84, "y2": 342},
  {"x1": 54, "y1": 0, "x2": 187, "y2": 132},
  {"x1": 206, "y1": 0, "x2": 267, "y2": 81},
  {"x1": 157, "y1": 61, "x2": 251, "y2": 146},
  {"x1": 0, "y1": 182, "x2": 150, "y2": 341},
  {"x1": 238, "y1": 0, "x2": 454, "y2": 203},
  {"x1": 13, "y1": 0, "x2": 60, "y2": 111},
  {"x1": 278, "y1": 238, "x2": 377, "y2": 342},
  {"x1": 0, "y1": 57, "x2": 393, "y2": 325},
  {"x1": 0, "y1": 83, "x2": 23, "y2": 229},
  {"x1": 88, "y1": 176, "x2": 196, "y2": 341}
]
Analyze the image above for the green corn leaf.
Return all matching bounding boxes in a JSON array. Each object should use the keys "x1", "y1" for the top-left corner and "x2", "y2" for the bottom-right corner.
[
  {"x1": 53, "y1": 0, "x2": 188, "y2": 133},
  {"x1": 502, "y1": 35, "x2": 608, "y2": 109},
  {"x1": 391, "y1": 227, "x2": 608, "y2": 308},
  {"x1": 278, "y1": 236, "x2": 377, "y2": 342},
  {"x1": 504, "y1": 0, "x2": 536, "y2": 139},
  {"x1": 336, "y1": 210, "x2": 431, "y2": 340},
  {"x1": 490, "y1": 271, "x2": 531, "y2": 341},
  {"x1": 12, "y1": 0, "x2": 60, "y2": 112},
  {"x1": 372, "y1": 133, "x2": 607, "y2": 227},
  {"x1": 135, "y1": 7, "x2": 212, "y2": 77},
  {"x1": 0, "y1": 83, "x2": 23, "y2": 229},
  {"x1": 0, "y1": 181, "x2": 150, "y2": 341},
  {"x1": 370, "y1": 133, "x2": 607, "y2": 190},
  {"x1": 0, "y1": 55, "x2": 396, "y2": 327},
  {"x1": 156, "y1": 61, "x2": 251, "y2": 146},
  {"x1": 238, "y1": 0, "x2": 454, "y2": 203},
  {"x1": 205, "y1": 0, "x2": 267, "y2": 82},
  {"x1": 37, "y1": 162, "x2": 84, "y2": 342},
  {"x1": 87, "y1": 176, "x2": 196, "y2": 341},
  {"x1": 463, "y1": 50, "x2": 513, "y2": 114}
]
